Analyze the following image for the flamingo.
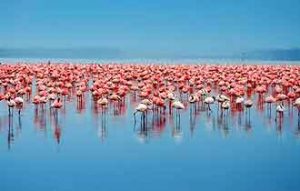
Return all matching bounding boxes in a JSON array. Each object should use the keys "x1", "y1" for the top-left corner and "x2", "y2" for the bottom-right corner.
[
  {"x1": 76, "y1": 89, "x2": 83, "y2": 104},
  {"x1": 265, "y1": 95, "x2": 276, "y2": 108},
  {"x1": 244, "y1": 99, "x2": 253, "y2": 118},
  {"x1": 236, "y1": 96, "x2": 244, "y2": 110},
  {"x1": 133, "y1": 103, "x2": 148, "y2": 124},
  {"x1": 216, "y1": 94, "x2": 230, "y2": 105},
  {"x1": 197, "y1": 89, "x2": 208, "y2": 101},
  {"x1": 39, "y1": 96, "x2": 48, "y2": 109},
  {"x1": 275, "y1": 103, "x2": 285, "y2": 121},
  {"x1": 276, "y1": 93, "x2": 287, "y2": 105},
  {"x1": 51, "y1": 98, "x2": 63, "y2": 117},
  {"x1": 108, "y1": 93, "x2": 122, "y2": 102},
  {"x1": 32, "y1": 95, "x2": 41, "y2": 109},
  {"x1": 48, "y1": 93, "x2": 57, "y2": 107},
  {"x1": 188, "y1": 94, "x2": 199, "y2": 112},
  {"x1": 51, "y1": 98, "x2": 63, "y2": 108},
  {"x1": 141, "y1": 99, "x2": 152, "y2": 107},
  {"x1": 293, "y1": 98, "x2": 300, "y2": 120},
  {"x1": 14, "y1": 96, "x2": 24, "y2": 115},
  {"x1": 172, "y1": 100, "x2": 185, "y2": 110},
  {"x1": 204, "y1": 96, "x2": 215, "y2": 111},
  {"x1": 97, "y1": 97, "x2": 109, "y2": 107},
  {"x1": 167, "y1": 91, "x2": 176, "y2": 114},
  {"x1": 188, "y1": 94, "x2": 199, "y2": 104},
  {"x1": 172, "y1": 100, "x2": 185, "y2": 122},
  {"x1": 221, "y1": 100, "x2": 230, "y2": 113},
  {"x1": 7, "y1": 98, "x2": 16, "y2": 116}
]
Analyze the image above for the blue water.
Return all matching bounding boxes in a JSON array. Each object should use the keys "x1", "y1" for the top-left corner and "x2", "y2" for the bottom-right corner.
[
  {"x1": 0, "y1": 88, "x2": 300, "y2": 191},
  {"x1": 1, "y1": 57, "x2": 300, "y2": 65}
]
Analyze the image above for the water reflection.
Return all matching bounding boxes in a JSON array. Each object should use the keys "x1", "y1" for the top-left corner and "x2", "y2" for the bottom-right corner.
[
  {"x1": 1, "y1": 113, "x2": 23, "y2": 150},
  {"x1": 129, "y1": 90, "x2": 297, "y2": 141},
  {"x1": 8, "y1": 115, "x2": 14, "y2": 150},
  {"x1": 0, "y1": 92, "x2": 299, "y2": 150},
  {"x1": 245, "y1": 116, "x2": 252, "y2": 133},
  {"x1": 134, "y1": 113, "x2": 151, "y2": 143},
  {"x1": 171, "y1": 121, "x2": 182, "y2": 141},
  {"x1": 52, "y1": 109, "x2": 62, "y2": 144},
  {"x1": 34, "y1": 106, "x2": 47, "y2": 132},
  {"x1": 152, "y1": 109, "x2": 166, "y2": 134},
  {"x1": 189, "y1": 110, "x2": 197, "y2": 136},
  {"x1": 296, "y1": 121, "x2": 300, "y2": 137},
  {"x1": 97, "y1": 111, "x2": 107, "y2": 142},
  {"x1": 76, "y1": 98, "x2": 85, "y2": 113},
  {"x1": 275, "y1": 113, "x2": 284, "y2": 135}
]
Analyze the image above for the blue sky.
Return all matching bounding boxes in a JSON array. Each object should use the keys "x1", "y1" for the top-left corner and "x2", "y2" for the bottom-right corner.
[{"x1": 1, "y1": 0, "x2": 300, "y2": 58}]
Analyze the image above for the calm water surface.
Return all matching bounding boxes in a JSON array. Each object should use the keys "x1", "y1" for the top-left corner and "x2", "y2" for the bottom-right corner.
[{"x1": 0, "y1": 92, "x2": 300, "y2": 191}]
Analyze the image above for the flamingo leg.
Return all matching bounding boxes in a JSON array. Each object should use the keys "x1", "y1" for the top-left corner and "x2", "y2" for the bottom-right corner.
[
  {"x1": 208, "y1": 104, "x2": 211, "y2": 111},
  {"x1": 133, "y1": 111, "x2": 137, "y2": 124}
]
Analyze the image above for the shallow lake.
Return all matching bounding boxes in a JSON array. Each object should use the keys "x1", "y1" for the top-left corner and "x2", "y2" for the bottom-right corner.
[{"x1": 0, "y1": 91, "x2": 300, "y2": 191}]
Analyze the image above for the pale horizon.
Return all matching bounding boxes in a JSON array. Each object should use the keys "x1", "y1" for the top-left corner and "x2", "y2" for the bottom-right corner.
[{"x1": 1, "y1": 0, "x2": 300, "y2": 59}]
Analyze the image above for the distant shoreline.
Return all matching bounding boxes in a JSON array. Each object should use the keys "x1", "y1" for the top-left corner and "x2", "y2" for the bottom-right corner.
[{"x1": 1, "y1": 57, "x2": 300, "y2": 65}]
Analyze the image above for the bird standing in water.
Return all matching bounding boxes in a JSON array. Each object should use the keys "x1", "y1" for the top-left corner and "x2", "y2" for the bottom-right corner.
[
  {"x1": 216, "y1": 94, "x2": 230, "y2": 109},
  {"x1": 275, "y1": 103, "x2": 285, "y2": 121},
  {"x1": 7, "y1": 98, "x2": 16, "y2": 116},
  {"x1": 172, "y1": 100, "x2": 185, "y2": 120},
  {"x1": 172, "y1": 100, "x2": 185, "y2": 111},
  {"x1": 244, "y1": 99, "x2": 253, "y2": 118},
  {"x1": 188, "y1": 94, "x2": 199, "y2": 112},
  {"x1": 204, "y1": 96, "x2": 215, "y2": 112},
  {"x1": 51, "y1": 98, "x2": 63, "y2": 118},
  {"x1": 14, "y1": 97, "x2": 24, "y2": 115},
  {"x1": 97, "y1": 97, "x2": 109, "y2": 109},
  {"x1": 221, "y1": 100, "x2": 230, "y2": 113},
  {"x1": 133, "y1": 103, "x2": 149, "y2": 125},
  {"x1": 236, "y1": 96, "x2": 244, "y2": 111},
  {"x1": 293, "y1": 98, "x2": 300, "y2": 120}
]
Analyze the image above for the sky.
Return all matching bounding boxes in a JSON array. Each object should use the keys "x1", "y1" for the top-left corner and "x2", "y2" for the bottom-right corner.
[{"x1": 1, "y1": 0, "x2": 300, "y2": 58}]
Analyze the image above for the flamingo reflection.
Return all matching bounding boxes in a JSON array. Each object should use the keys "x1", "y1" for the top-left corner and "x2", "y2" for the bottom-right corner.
[
  {"x1": 52, "y1": 109, "x2": 62, "y2": 144},
  {"x1": 98, "y1": 110, "x2": 107, "y2": 142},
  {"x1": 7, "y1": 115, "x2": 14, "y2": 150},
  {"x1": 135, "y1": 116, "x2": 151, "y2": 143}
]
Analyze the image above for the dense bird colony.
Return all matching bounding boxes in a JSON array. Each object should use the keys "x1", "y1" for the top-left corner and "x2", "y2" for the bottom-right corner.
[{"x1": 0, "y1": 63, "x2": 299, "y2": 144}]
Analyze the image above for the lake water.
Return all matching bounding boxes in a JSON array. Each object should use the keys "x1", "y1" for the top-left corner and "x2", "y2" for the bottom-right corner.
[
  {"x1": 1, "y1": 57, "x2": 300, "y2": 65},
  {"x1": 0, "y1": 86, "x2": 300, "y2": 191}
]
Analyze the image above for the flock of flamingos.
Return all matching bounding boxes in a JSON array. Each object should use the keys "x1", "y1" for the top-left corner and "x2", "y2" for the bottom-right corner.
[{"x1": 0, "y1": 63, "x2": 300, "y2": 146}]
